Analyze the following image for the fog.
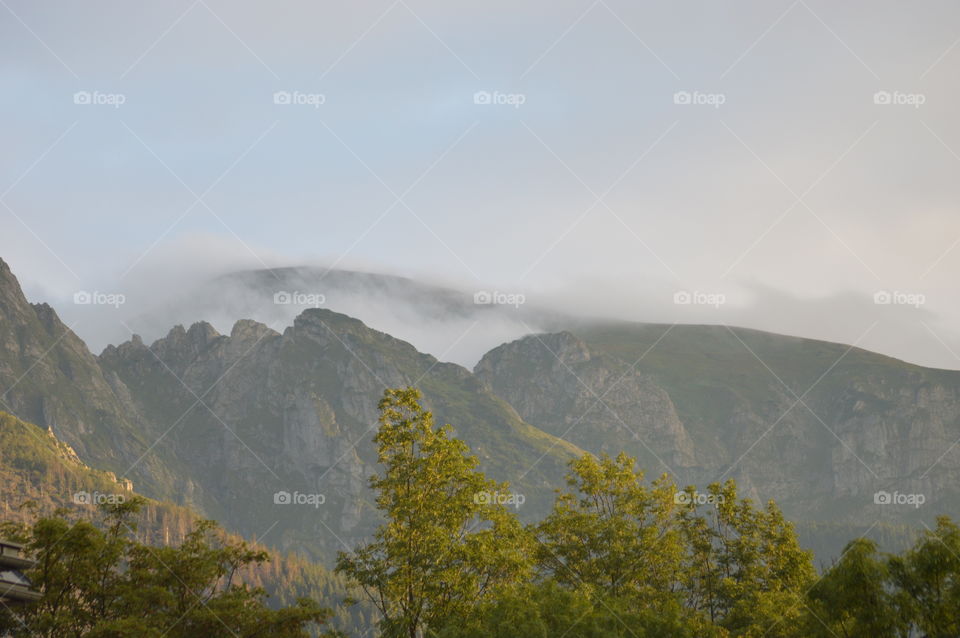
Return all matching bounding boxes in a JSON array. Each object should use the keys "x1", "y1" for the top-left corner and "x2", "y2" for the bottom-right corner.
[{"x1": 24, "y1": 236, "x2": 957, "y2": 371}]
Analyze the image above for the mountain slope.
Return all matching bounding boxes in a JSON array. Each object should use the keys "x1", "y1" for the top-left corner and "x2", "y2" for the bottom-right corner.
[
  {"x1": 6, "y1": 255, "x2": 960, "y2": 564},
  {"x1": 0, "y1": 259, "x2": 178, "y2": 498},
  {"x1": 97, "y1": 309, "x2": 583, "y2": 560},
  {"x1": 0, "y1": 410, "x2": 375, "y2": 633},
  {"x1": 476, "y1": 322, "x2": 960, "y2": 529},
  {"x1": 0, "y1": 258, "x2": 583, "y2": 562}
]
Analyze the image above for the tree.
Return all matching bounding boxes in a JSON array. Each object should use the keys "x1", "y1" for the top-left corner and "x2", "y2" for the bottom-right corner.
[
  {"x1": 888, "y1": 516, "x2": 960, "y2": 637},
  {"x1": 675, "y1": 481, "x2": 815, "y2": 636},
  {"x1": 335, "y1": 387, "x2": 530, "y2": 638},
  {"x1": 805, "y1": 538, "x2": 907, "y2": 637},
  {"x1": 0, "y1": 498, "x2": 331, "y2": 638},
  {"x1": 435, "y1": 580, "x2": 705, "y2": 638},
  {"x1": 534, "y1": 453, "x2": 684, "y2": 606}
]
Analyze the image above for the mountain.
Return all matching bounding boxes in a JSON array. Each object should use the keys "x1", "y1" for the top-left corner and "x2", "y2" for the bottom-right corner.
[
  {"x1": 0, "y1": 257, "x2": 582, "y2": 562},
  {"x1": 3, "y1": 258, "x2": 959, "y2": 563},
  {"x1": 0, "y1": 258, "x2": 177, "y2": 497},
  {"x1": 476, "y1": 323, "x2": 960, "y2": 529},
  {"x1": 0, "y1": 409, "x2": 375, "y2": 633},
  {"x1": 97, "y1": 308, "x2": 582, "y2": 559}
]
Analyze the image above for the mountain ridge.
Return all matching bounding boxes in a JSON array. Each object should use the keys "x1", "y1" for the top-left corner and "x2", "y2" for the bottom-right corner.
[{"x1": 2, "y1": 257, "x2": 958, "y2": 563}]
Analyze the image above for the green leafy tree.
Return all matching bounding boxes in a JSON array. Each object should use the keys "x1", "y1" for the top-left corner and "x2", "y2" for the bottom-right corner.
[
  {"x1": 0, "y1": 499, "x2": 331, "y2": 638},
  {"x1": 335, "y1": 388, "x2": 530, "y2": 638},
  {"x1": 804, "y1": 538, "x2": 907, "y2": 637},
  {"x1": 535, "y1": 453, "x2": 684, "y2": 605},
  {"x1": 675, "y1": 481, "x2": 815, "y2": 636},
  {"x1": 435, "y1": 580, "x2": 706, "y2": 638},
  {"x1": 888, "y1": 516, "x2": 960, "y2": 637}
]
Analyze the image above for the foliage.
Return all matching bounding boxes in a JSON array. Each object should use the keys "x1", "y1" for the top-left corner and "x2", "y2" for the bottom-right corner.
[
  {"x1": 0, "y1": 499, "x2": 333, "y2": 638},
  {"x1": 335, "y1": 388, "x2": 531, "y2": 637}
]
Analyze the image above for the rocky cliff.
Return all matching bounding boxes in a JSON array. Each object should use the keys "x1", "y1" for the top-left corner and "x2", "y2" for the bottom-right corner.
[
  {"x1": 476, "y1": 323, "x2": 960, "y2": 528},
  {"x1": 96, "y1": 308, "x2": 582, "y2": 559}
]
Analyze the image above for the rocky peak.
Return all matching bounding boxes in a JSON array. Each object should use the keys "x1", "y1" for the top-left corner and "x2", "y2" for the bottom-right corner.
[
  {"x1": 293, "y1": 308, "x2": 365, "y2": 335},
  {"x1": 230, "y1": 319, "x2": 278, "y2": 343},
  {"x1": 150, "y1": 321, "x2": 222, "y2": 368},
  {"x1": 0, "y1": 257, "x2": 33, "y2": 320},
  {"x1": 187, "y1": 321, "x2": 220, "y2": 345},
  {"x1": 475, "y1": 331, "x2": 590, "y2": 381}
]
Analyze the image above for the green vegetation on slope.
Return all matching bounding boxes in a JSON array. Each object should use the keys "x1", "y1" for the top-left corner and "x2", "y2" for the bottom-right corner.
[{"x1": 0, "y1": 410, "x2": 375, "y2": 636}]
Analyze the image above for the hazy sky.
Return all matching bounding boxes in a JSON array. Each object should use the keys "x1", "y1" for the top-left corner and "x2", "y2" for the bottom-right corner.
[{"x1": 2, "y1": 0, "x2": 960, "y2": 369}]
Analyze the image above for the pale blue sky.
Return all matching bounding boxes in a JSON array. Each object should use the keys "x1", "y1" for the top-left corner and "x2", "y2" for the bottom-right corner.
[{"x1": 2, "y1": 0, "x2": 960, "y2": 368}]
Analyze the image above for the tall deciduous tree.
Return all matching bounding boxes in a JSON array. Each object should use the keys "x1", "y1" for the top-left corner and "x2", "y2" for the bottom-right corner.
[
  {"x1": 805, "y1": 537, "x2": 907, "y2": 637},
  {"x1": 535, "y1": 453, "x2": 683, "y2": 604},
  {"x1": 336, "y1": 387, "x2": 530, "y2": 638},
  {"x1": 888, "y1": 516, "x2": 960, "y2": 637}
]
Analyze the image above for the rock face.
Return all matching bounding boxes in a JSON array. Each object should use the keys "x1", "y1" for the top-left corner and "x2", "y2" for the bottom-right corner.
[
  {"x1": 476, "y1": 324, "x2": 960, "y2": 527},
  {"x1": 0, "y1": 258, "x2": 582, "y2": 561},
  {"x1": 475, "y1": 332, "x2": 696, "y2": 473},
  {"x1": 96, "y1": 308, "x2": 581, "y2": 560}
]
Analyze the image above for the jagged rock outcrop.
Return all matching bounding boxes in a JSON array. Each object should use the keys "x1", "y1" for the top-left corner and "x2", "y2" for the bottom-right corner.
[{"x1": 96, "y1": 308, "x2": 582, "y2": 560}]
